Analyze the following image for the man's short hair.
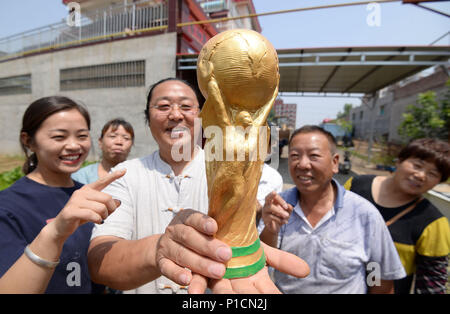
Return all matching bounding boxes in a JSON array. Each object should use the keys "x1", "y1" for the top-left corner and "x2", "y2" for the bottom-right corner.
[
  {"x1": 288, "y1": 125, "x2": 337, "y2": 154},
  {"x1": 144, "y1": 77, "x2": 200, "y2": 124},
  {"x1": 398, "y1": 138, "x2": 450, "y2": 182}
]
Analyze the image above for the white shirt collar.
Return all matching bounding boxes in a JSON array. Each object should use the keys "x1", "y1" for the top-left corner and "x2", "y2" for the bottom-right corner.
[
  {"x1": 294, "y1": 201, "x2": 335, "y2": 234},
  {"x1": 155, "y1": 145, "x2": 203, "y2": 178}
]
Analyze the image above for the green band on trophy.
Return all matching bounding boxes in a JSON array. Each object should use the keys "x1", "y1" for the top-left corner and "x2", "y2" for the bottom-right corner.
[
  {"x1": 223, "y1": 251, "x2": 266, "y2": 279},
  {"x1": 231, "y1": 238, "x2": 261, "y2": 258}
]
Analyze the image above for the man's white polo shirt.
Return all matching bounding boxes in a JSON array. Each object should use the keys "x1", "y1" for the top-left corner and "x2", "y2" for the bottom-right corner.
[{"x1": 91, "y1": 147, "x2": 209, "y2": 294}]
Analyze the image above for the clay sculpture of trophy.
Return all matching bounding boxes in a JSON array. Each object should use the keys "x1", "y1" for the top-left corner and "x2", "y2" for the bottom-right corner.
[{"x1": 197, "y1": 29, "x2": 279, "y2": 278}]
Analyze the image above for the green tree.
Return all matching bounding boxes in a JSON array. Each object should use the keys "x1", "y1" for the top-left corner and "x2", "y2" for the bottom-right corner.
[
  {"x1": 333, "y1": 103, "x2": 353, "y2": 134},
  {"x1": 440, "y1": 79, "x2": 450, "y2": 141},
  {"x1": 336, "y1": 103, "x2": 353, "y2": 120},
  {"x1": 328, "y1": 118, "x2": 353, "y2": 134},
  {"x1": 398, "y1": 81, "x2": 450, "y2": 142}
]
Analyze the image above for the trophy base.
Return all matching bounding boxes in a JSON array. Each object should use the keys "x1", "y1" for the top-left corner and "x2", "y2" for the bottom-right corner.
[{"x1": 223, "y1": 238, "x2": 266, "y2": 279}]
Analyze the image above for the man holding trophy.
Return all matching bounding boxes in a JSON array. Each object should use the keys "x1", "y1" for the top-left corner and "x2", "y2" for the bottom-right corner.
[{"x1": 87, "y1": 29, "x2": 309, "y2": 293}]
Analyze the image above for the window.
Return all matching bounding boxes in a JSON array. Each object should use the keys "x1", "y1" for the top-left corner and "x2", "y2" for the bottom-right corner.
[
  {"x1": 379, "y1": 105, "x2": 385, "y2": 116},
  {"x1": 60, "y1": 60, "x2": 145, "y2": 91},
  {"x1": 352, "y1": 113, "x2": 356, "y2": 121},
  {"x1": 0, "y1": 74, "x2": 31, "y2": 96},
  {"x1": 360, "y1": 111, "x2": 363, "y2": 120}
]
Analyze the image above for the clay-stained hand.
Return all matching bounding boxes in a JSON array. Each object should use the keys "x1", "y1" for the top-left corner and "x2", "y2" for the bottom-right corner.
[
  {"x1": 155, "y1": 209, "x2": 232, "y2": 286},
  {"x1": 188, "y1": 241, "x2": 309, "y2": 294}
]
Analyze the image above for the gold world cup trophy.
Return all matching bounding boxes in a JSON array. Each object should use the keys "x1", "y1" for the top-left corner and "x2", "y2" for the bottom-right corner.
[{"x1": 197, "y1": 29, "x2": 279, "y2": 278}]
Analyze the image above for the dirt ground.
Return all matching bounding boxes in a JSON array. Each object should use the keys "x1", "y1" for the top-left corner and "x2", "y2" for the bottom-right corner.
[{"x1": 0, "y1": 155, "x2": 24, "y2": 173}]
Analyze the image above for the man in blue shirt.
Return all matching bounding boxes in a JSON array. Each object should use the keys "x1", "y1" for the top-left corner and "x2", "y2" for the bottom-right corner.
[{"x1": 260, "y1": 125, "x2": 406, "y2": 293}]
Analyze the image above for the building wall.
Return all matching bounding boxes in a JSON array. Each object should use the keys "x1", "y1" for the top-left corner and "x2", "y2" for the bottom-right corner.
[
  {"x1": 0, "y1": 32, "x2": 177, "y2": 160},
  {"x1": 350, "y1": 68, "x2": 449, "y2": 144},
  {"x1": 274, "y1": 99, "x2": 296, "y2": 130},
  {"x1": 199, "y1": 0, "x2": 261, "y2": 33},
  {"x1": 351, "y1": 91, "x2": 393, "y2": 141}
]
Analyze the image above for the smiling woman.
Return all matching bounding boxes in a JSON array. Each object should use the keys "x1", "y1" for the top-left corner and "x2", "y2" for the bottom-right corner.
[
  {"x1": 20, "y1": 96, "x2": 91, "y2": 181},
  {"x1": 346, "y1": 138, "x2": 450, "y2": 294},
  {"x1": 0, "y1": 96, "x2": 125, "y2": 293}
]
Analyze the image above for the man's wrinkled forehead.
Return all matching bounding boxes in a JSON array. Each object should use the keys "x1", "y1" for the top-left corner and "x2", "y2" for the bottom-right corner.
[
  {"x1": 289, "y1": 131, "x2": 336, "y2": 154},
  {"x1": 150, "y1": 80, "x2": 198, "y2": 104}
]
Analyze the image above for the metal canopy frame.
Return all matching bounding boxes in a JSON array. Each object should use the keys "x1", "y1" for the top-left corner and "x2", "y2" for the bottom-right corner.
[{"x1": 177, "y1": 46, "x2": 450, "y2": 95}]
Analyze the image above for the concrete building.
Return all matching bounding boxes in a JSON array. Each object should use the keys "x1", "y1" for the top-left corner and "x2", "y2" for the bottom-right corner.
[
  {"x1": 0, "y1": 0, "x2": 260, "y2": 159},
  {"x1": 197, "y1": 0, "x2": 261, "y2": 33},
  {"x1": 350, "y1": 66, "x2": 449, "y2": 144},
  {"x1": 273, "y1": 98, "x2": 297, "y2": 130}
]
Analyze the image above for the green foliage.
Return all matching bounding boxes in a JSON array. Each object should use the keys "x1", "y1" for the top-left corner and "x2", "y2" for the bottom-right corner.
[
  {"x1": 334, "y1": 118, "x2": 353, "y2": 134},
  {"x1": 0, "y1": 166, "x2": 24, "y2": 191},
  {"x1": 373, "y1": 152, "x2": 396, "y2": 166},
  {"x1": 81, "y1": 160, "x2": 97, "y2": 168},
  {"x1": 336, "y1": 103, "x2": 353, "y2": 120},
  {"x1": 398, "y1": 81, "x2": 450, "y2": 142},
  {"x1": 333, "y1": 103, "x2": 354, "y2": 134},
  {"x1": 0, "y1": 160, "x2": 97, "y2": 191},
  {"x1": 347, "y1": 150, "x2": 368, "y2": 162},
  {"x1": 441, "y1": 79, "x2": 450, "y2": 135}
]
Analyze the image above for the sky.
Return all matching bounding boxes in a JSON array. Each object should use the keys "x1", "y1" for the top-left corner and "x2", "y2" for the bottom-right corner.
[
  {"x1": 251, "y1": 0, "x2": 450, "y2": 127},
  {"x1": 0, "y1": 0, "x2": 449, "y2": 126}
]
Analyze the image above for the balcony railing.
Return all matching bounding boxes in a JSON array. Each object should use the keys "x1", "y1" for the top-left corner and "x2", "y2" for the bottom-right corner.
[{"x1": 0, "y1": 0, "x2": 168, "y2": 62}]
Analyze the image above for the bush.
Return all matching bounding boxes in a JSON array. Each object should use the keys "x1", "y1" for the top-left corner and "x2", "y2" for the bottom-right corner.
[
  {"x1": 0, "y1": 167, "x2": 24, "y2": 191},
  {"x1": 398, "y1": 81, "x2": 450, "y2": 142},
  {"x1": 0, "y1": 161, "x2": 98, "y2": 191}
]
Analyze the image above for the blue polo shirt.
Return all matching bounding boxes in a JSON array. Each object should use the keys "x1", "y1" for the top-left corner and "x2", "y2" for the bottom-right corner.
[
  {"x1": 71, "y1": 163, "x2": 99, "y2": 185},
  {"x1": 273, "y1": 179, "x2": 406, "y2": 294}
]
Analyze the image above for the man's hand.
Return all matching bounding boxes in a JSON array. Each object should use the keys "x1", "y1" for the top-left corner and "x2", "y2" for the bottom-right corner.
[
  {"x1": 155, "y1": 209, "x2": 232, "y2": 286},
  {"x1": 155, "y1": 209, "x2": 309, "y2": 293},
  {"x1": 188, "y1": 241, "x2": 310, "y2": 294},
  {"x1": 262, "y1": 191, "x2": 293, "y2": 234}
]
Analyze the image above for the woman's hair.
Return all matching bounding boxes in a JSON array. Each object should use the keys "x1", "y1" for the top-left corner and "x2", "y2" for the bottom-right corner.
[
  {"x1": 398, "y1": 138, "x2": 450, "y2": 182},
  {"x1": 144, "y1": 77, "x2": 200, "y2": 124},
  {"x1": 20, "y1": 96, "x2": 91, "y2": 174},
  {"x1": 100, "y1": 118, "x2": 135, "y2": 143}
]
